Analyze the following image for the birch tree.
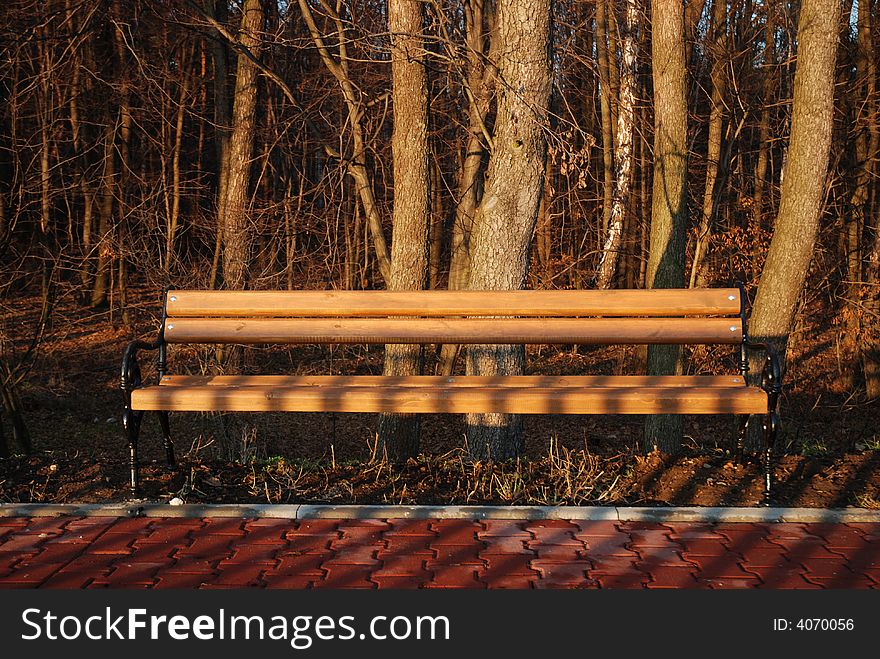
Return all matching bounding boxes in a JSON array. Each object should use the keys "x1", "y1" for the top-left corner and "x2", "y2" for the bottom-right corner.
[{"x1": 595, "y1": 0, "x2": 641, "y2": 289}]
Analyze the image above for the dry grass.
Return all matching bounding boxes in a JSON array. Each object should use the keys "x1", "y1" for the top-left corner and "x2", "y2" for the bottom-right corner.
[{"x1": 219, "y1": 435, "x2": 631, "y2": 506}]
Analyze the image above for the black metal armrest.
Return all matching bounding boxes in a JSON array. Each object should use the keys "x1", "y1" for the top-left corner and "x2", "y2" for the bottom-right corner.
[
  {"x1": 121, "y1": 339, "x2": 161, "y2": 402},
  {"x1": 743, "y1": 340, "x2": 782, "y2": 412}
]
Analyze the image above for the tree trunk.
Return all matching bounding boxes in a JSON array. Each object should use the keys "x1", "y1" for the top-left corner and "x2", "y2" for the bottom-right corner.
[
  {"x1": 167, "y1": 60, "x2": 190, "y2": 271},
  {"x1": 684, "y1": 0, "x2": 707, "y2": 68},
  {"x1": 90, "y1": 123, "x2": 115, "y2": 308},
  {"x1": 595, "y1": 0, "x2": 640, "y2": 289},
  {"x1": 846, "y1": 0, "x2": 878, "y2": 388},
  {"x1": 208, "y1": 0, "x2": 230, "y2": 289},
  {"x1": 464, "y1": 0, "x2": 551, "y2": 460},
  {"x1": 111, "y1": 0, "x2": 132, "y2": 325},
  {"x1": 377, "y1": 0, "x2": 431, "y2": 460},
  {"x1": 596, "y1": 0, "x2": 615, "y2": 234},
  {"x1": 753, "y1": 2, "x2": 776, "y2": 229},
  {"x1": 220, "y1": 0, "x2": 263, "y2": 290},
  {"x1": 429, "y1": 158, "x2": 444, "y2": 289},
  {"x1": 438, "y1": 0, "x2": 496, "y2": 376},
  {"x1": 859, "y1": 0, "x2": 880, "y2": 397},
  {"x1": 689, "y1": 0, "x2": 727, "y2": 288},
  {"x1": 749, "y1": 0, "x2": 840, "y2": 370},
  {"x1": 643, "y1": 0, "x2": 689, "y2": 454}
]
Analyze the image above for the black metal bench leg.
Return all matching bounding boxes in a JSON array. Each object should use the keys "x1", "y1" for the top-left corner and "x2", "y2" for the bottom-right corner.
[
  {"x1": 159, "y1": 411, "x2": 175, "y2": 466},
  {"x1": 123, "y1": 408, "x2": 143, "y2": 498},
  {"x1": 762, "y1": 411, "x2": 779, "y2": 505}
]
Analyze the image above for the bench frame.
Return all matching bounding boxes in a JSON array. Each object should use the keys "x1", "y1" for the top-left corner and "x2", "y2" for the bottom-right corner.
[{"x1": 121, "y1": 284, "x2": 782, "y2": 502}]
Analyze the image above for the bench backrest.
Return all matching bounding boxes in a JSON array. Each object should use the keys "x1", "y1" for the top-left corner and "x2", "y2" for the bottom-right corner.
[{"x1": 161, "y1": 288, "x2": 744, "y2": 346}]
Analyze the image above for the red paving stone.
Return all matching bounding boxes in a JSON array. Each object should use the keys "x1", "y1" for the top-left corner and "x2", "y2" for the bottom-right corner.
[
  {"x1": 0, "y1": 516, "x2": 878, "y2": 589},
  {"x1": 531, "y1": 560, "x2": 594, "y2": 586},
  {"x1": 429, "y1": 545, "x2": 485, "y2": 565},
  {"x1": 323, "y1": 546, "x2": 381, "y2": 566},
  {"x1": 479, "y1": 521, "x2": 531, "y2": 537},
  {"x1": 529, "y1": 543, "x2": 583, "y2": 561},
  {"x1": 317, "y1": 565, "x2": 376, "y2": 588},
  {"x1": 428, "y1": 520, "x2": 482, "y2": 545},
  {"x1": 424, "y1": 565, "x2": 484, "y2": 589},
  {"x1": 383, "y1": 519, "x2": 436, "y2": 536},
  {"x1": 483, "y1": 574, "x2": 538, "y2": 588},
  {"x1": 595, "y1": 572, "x2": 649, "y2": 589},
  {"x1": 273, "y1": 553, "x2": 327, "y2": 575},
  {"x1": 700, "y1": 577, "x2": 762, "y2": 589},
  {"x1": 645, "y1": 567, "x2": 702, "y2": 589},
  {"x1": 482, "y1": 555, "x2": 537, "y2": 577},
  {"x1": 581, "y1": 536, "x2": 638, "y2": 557},
  {"x1": 573, "y1": 521, "x2": 620, "y2": 536},
  {"x1": 481, "y1": 536, "x2": 534, "y2": 555},
  {"x1": 372, "y1": 555, "x2": 430, "y2": 577},
  {"x1": 676, "y1": 539, "x2": 733, "y2": 556},
  {"x1": 371, "y1": 575, "x2": 428, "y2": 589}
]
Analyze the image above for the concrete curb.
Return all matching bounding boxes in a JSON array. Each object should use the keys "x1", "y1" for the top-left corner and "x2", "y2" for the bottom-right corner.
[{"x1": 1, "y1": 503, "x2": 879, "y2": 523}]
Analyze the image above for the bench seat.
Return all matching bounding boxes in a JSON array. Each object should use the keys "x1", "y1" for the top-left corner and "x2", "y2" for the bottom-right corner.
[{"x1": 131, "y1": 374, "x2": 767, "y2": 415}]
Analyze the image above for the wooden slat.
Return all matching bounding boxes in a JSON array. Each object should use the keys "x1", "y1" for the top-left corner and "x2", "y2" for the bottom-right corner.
[
  {"x1": 166, "y1": 288, "x2": 741, "y2": 318},
  {"x1": 159, "y1": 374, "x2": 748, "y2": 388},
  {"x1": 163, "y1": 317, "x2": 743, "y2": 345},
  {"x1": 131, "y1": 384, "x2": 768, "y2": 414}
]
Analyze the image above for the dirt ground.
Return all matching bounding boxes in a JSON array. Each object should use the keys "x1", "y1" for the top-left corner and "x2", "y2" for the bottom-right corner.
[{"x1": 1, "y1": 286, "x2": 878, "y2": 508}]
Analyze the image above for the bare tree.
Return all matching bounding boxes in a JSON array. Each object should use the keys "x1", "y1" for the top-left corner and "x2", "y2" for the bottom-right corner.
[
  {"x1": 436, "y1": 0, "x2": 498, "y2": 376},
  {"x1": 595, "y1": 0, "x2": 615, "y2": 234},
  {"x1": 643, "y1": 0, "x2": 688, "y2": 453},
  {"x1": 465, "y1": 0, "x2": 551, "y2": 459},
  {"x1": 749, "y1": 0, "x2": 841, "y2": 362},
  {"x1": 689, "y1": 0, "x2": 727, "y2": 288},
  {"x1": 847, "y1": 0, "x2": 880, "y2": 388},
  {"x1": 595, "y1": 0, "x2": 641, "y2": 289},
  {"x1": 377, "y1": 0, "x2": 431, "y2": 458},
  {"x1": 297, "y1": 0, "x2": 392, "y2": 284},
  {"x1": 219, "y1": 0, "x2": 264, "y2": 289}
]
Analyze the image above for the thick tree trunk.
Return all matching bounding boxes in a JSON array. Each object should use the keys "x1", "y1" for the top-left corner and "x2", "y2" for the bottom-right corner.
[
  {"x1": 465, "y1": 0, "x2": 551, "y2": 460},
  {"x1": 377, "y1": 0, "x2": 431, "y2": 459},
  {"x1": 595, "y1": 0, "x2": 640, "y2": 289},
  {"x1": 644, "y1": 0, "x2": 689, "y2": 454},
  {"x1": 749, "y1": 0, "x2": 840, "y2": 368},
  {"x1": 220, "y1": 0, "x2": 263, "y2": 290}
]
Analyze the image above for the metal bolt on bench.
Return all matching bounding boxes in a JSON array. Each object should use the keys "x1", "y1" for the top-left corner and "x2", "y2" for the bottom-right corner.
[{"x1": 121, "y1": 285, "x2": 782, "y2": 503}]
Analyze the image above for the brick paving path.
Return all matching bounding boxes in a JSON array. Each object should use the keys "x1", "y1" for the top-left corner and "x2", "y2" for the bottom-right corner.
[{"x1": 1, "y1": 516, "x2": 878, "y2": 589}]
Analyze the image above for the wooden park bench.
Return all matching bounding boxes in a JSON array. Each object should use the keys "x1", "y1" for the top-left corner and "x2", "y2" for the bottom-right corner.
[{"x1": 121, "y1": 286, "x2": 782, "y2": 501}]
